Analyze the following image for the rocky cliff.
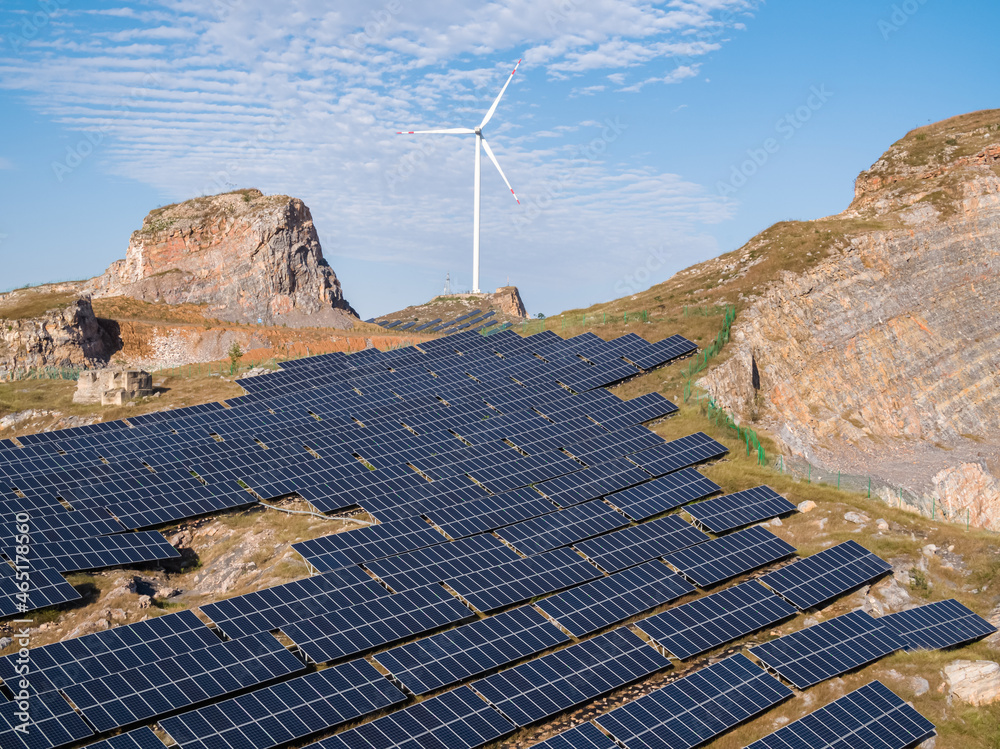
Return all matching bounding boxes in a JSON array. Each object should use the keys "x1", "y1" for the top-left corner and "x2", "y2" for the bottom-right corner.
[
  {"x1": 0, "y1": 285, "x2": 119, "y2": 371},
  {"x1": 88, "y1": 189, "x2": 358, "y2": 327},
  {"x1": 699, "y1": 110, "x2": 1000, "y2": 525}
]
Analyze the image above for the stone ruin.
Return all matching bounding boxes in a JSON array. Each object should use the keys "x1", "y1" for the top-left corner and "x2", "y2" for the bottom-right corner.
[{"x1": 73, "y1": 370, "x2": 154, "y2": 406}]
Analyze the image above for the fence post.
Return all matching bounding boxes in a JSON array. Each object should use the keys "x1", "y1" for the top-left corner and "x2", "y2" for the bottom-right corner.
[
  {"x1": 967, "y1": 508, "x2": 970, "y2": 531},
  {"x1": 867, "y1": 477, "x2": 871, "y2": 498},
  {"x1": 931, "y1": 496, "x2": 935, "y2": 520},
  {"x1": 837, "y1": 471, "x2": 840, "y2": 490},
  {"x1": 808, "y1": 465, "x2": 811, "y2": 484}
]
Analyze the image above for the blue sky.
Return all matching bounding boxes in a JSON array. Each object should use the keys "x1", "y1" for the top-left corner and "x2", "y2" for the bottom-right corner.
[{"x1": 0, "y1": 0, "x2": 996, "y2": 319}]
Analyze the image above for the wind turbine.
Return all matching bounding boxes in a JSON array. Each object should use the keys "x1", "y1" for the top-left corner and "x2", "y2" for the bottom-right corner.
[{"x1": 398, "y1": 59, "x2": 522, "y2": 294}]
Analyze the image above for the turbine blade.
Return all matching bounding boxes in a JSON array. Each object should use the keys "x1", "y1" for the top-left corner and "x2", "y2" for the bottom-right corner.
[
  {"x1": 479, "y1": 58, "x2": 521, "y2": 129},
  {"x1": 481, "y1": 138, "x2": 520, "y2": 204},
  {"x1": 396, "y1": 128, "x2": 476, "y2": 134}
]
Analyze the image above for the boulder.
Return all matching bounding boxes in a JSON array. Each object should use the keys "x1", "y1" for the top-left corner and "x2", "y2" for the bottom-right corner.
[{"x1": 943, "y1": 660, "x2": 1000, "y2": 705}]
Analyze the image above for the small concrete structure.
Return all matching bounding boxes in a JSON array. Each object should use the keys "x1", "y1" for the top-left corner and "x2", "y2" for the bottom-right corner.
[{"x1": 74, "y1": 370, "x2": 153, "y2": 406}]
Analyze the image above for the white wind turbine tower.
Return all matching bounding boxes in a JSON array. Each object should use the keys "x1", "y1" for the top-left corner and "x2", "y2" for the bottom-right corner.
[{"x1": 398, "y1": 59, "x2": 522, "y2": 294}]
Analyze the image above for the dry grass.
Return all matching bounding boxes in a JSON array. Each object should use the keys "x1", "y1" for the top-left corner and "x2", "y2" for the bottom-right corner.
[{"x1": 0, "y1": 289, "x2": 82, "y2": 320}]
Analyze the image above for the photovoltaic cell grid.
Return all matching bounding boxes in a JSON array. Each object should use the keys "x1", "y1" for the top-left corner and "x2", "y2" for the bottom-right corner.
[
  {"x1": 64, "y1": 632, "x2": 305, "y2": 732},
  {"x1": 496, "y1": 501, "x2": 629, "y2": 555},
  {"x1": 0, "y1": 609, "x2": 218, "y2": 694},
  {"x1": 604, "y1": 468, "x2": 722, "y2": 521},
  {"x1": 374, "y1": 606, "x2": 569, "y2": 695},
  {"x1": 199, "y1": 565, "x2": 389, "y2": 639},
  {"x1": 446, "y1": 546, "x2": 602, "y2": 613},
  {"x1": 759, "y1": 540, "x2": 892, "y2": 610},
  {"x1": 663, "y1": 525, "x2": 796, "y2": 587},
  {"x1": 79, "y1": 727, "x2": 167, "y2": 749},
  {"x1": 536, "y1": 561, "x2": 694, "y2": 637},
  {"x1": 0, "y1": 565, "x2": 81, "y2": 618},
  {"x1": 880, "y1": 598, "x2": 996, "y2": 652},
  {"x1": 529, "y1": 722, "x2": 619, "y2": 749},
  {"x1": 636, "y1": 581, "x2": 797, "y2": 660},
  {"x1": 574, "y1": 514, "x2": 709, "y2": 573},
  {"x1": 293, "y1": 517, "x2": 447, "y2": 572},
  {"x1": 744, "y1": 680, "x2": 936, "y2": 749},
  {"x1": 686, "y1": 485, "x2": 797, "y2": 533},
  {"x1": 160, "y1": 658, "x2": 406, "y2": 749},
  {"x1": 366, "y1": 533, "x2": 521, "y2": 591},
  {"x1": 473, "y1": 628, "x2": 671, "y2": 726},
  {"x1": 281, "y1": 585, "x2": 475, "y2": 663},
  {"x1": 628, "y1": 432, "x2": 729, "y2": 476},
  {"x1": 749, "y1": 610, "x2": 903, "y2": 689},
  {"x1": 6, "y1": 531, "x2": 180, "y2": 573},
  {"x1": 595, "y1": 653, "x2": 792, "y2": 749},
  {"x1": 0, "y1": 688, "x2": 93, "y2": 749},
  {"x1": 426, "y1": 487, "x2": 557, "y2": 539},
  {"x1": 306, "y1": 686, "x2": 515, "y2": 749}
]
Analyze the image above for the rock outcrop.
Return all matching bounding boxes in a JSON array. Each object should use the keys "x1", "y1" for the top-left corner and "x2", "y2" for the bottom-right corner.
[
  {"x1": 88, "y1": 189, "x2": 358, "y2": 327},
  {"x1": 73, "y1": 370, "x2": 153, "y2": 406},
  {"x1": 699, "y1": 110, "x2": 1000, "y2": 522},
  {"x1": 0, "y1": 290, "x2": 118, "y2": 371},
  {"x1": 944, "y1": 660, "x2": 1000, "y2": 706}
]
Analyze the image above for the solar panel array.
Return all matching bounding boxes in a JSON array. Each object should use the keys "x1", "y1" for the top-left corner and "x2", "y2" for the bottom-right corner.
[
  {"x1": 663, "y1": 525, "x2": 796, "y2": 587},
  {"x1": 636, "y1": 581, "x2": 797, "y2": 660},
  {"x1": 604, "y1": 468, "x2": 722, "y2": 521},
  {"x1": 880, "y1": 598, "x2": 997, "y2": 652},
  {"x1": 759, "y1": 540, "x2": 892, "y2": 610},
  {"x1": 685, "y1": 485, "x2": 797, "y2": 533},
  {"x1": 744, "y1": 680, "x2": 936, "y2": 749},
  {"x1": 575, "y1": 514, "x2": 709, "y2": 573},
  {"x1": 79, "y1": 727, "x2": 167, "y2": 749},
  {"x1": 496, "y1": 500, "x2": 630, "y2": 555},
  {"x1": 748, "y1": 610, "x2": 903, "y2": 689},
  {"x1": 595, "y1": 654, "x2": 792, "y2": 749},
  {"x1": 473, "y1": 628, "x2": 671, "y2": 726}
]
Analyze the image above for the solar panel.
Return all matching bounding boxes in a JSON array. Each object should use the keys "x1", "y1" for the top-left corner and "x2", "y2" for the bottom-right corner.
[
  {"x1": 10, "y1": 531, "x2": 180, "y2": 573},
  {"x1": 604, "y1": 468, "x2": 722, "y2": 521},
  {"x1": 685, "y1": 485, "x2": 797, "y2": 533},
  {"x1": 748, "y1": 609, "x2": 903, "y2": 689},
  {"x1": 292, "y1": 517, "x2": 447, "y2": 572},
  {"x1": 64, "y1": 632, "x2": 305, "y2": 732},
  {"x1": 159, "y1": 658, "x2": 406, "y2": 749},
  {"x1": 472, "y1": 628, "x2": 671, "y2": 726},
  {"x1": 628, "y1": 432, "x2": 728, "y2": 476},
  {"x1": 536, "y1": 560, "x2": 693, "y2": 637},
  {"x1": 365, "y1": 533, "x2": 521, "y2": 591},
  {"x1": 199, "y1": 565, "x2": 389, "y2": 639},
  {"x1": 281, "y1": 584, "x2": 475, "y2": 663},
  {"x1": 374, "y1": 605, "x2": 569, "y2": 694},
  {"x1": 0, "y1": 565, "x2": 81, "y2": 618},
  {"x1": 78, "y1": 727, "x2": 166, "y2": 749},
  {"x1": 636, "y1": 581, "x2": 797, "y2": 659},
  {"x1": 595, "y1": 653, "x2": 792, "y2": 749},
  {"x1": 426, "y1": 487, "x2": 557, "y2": 539},
  {"x1": 496, "y1": 501, "x2": 630, "y2": 555},
  {"x1": 529, "y1": 722, "x2": 619, "y2": 749},
  {"x1": 446, "y1": 546, "x2": 602, "y2": 613},
  {"x1": 574, "y1": 515, "x2": 709, "y2": 573},
  {"x1": 306, "y1": 686, "x2": 515, "y2": 749},
  {"x1": 880, "y1": 598, "x2": 997, "y2": 651},
  {"x1": 759, "y1": 540, "x2": 892, "y2": 610},
  {"x1": 534, "y1": 458, "x2": 652, "y2": 508},
  {"x1": 663, "y1": 525, "x2": 796, "y2": 587},
  {"x1": 0, "y1": 609, "x2": 219, "y2": 694},
  {"x1": 744, "y1": 680, "x2": 936, "y2": 749},
  {"x1": 0, "y1": 688, "x2": 93, "y2": 749}
]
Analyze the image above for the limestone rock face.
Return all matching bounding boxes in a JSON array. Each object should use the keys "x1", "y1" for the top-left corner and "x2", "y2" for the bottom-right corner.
[
  {"x1": 0, "y1": 295, "x2": 117, "y2": 370},
  {"x1": 944, "y1": 660, "x2": 1000, "y2": 706},
  {"x1": 88, "y1": 189, "x2": 358, "y2": 327},
  {"x1": 493, "y1": 286, "x2": 527, "y2": 318}
]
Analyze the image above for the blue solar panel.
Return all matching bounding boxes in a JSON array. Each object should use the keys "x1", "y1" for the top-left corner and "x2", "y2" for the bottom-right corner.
[
  {"x1": 604, "y1": 468, "x2": 722, "y2": 521},
  {"x1": 685, "y1": 485, "x2": 797, "y2": 533},
  {"x1": 574, "y1": 515, "x2": 709, "y2": 573},
  {"x1": 536, "y1": 561, "x2": 694, "y2": 637},
  {"x1": 759, "y1": 540, "x2": 892, "y2": 610},
  {"x1": 663, "y1": 525, "x2": 796, "y2": 587},
  {"x1": 365, "y1": 533, "x2": 521, "y2": 590},
  {"x1": 11, "y1": 531, "x2": 180, "y2": 573},
  {"x1": 0, "y1": 565, "x2": 81, "y2": 618},
  {"x1": 374, "y1": 605, "x2": 569, "y2": 694},
  {"x1": 446, "y1": 546, "x2": 602, "y2": 612},
  {"x1": 636, "y1": 581, "x2": 797, "y2": 659},
  {"x1": 306, "y1": 686, "x2": 515, "y2": 749},
  {"x1": 293, "y1": 517, "x2": 447, "y2": 572},
  {"x1": 496, "y1": 500, "x2": 630, "y2": 555},
  {"x1": 595, "y1": 653, "x2": 792, "y2": 749},
  {"x1": 629, "y1": 432, "x2": 728, "y2": 476},
  {"x1": 426, "y1": 487, "x2": 557, "y2": 538},
  {"x1": 880, "y1": 598, "x2": 997, "y2": 651},
  {"x1": 0, "y1": 688, "x2": 93, "y2": 749},
  {"x1": 749, "y1": 610, "x2": 903, "y2": 689},
  {"x1": 79, "y1": 727, "x2": 166, "y2": 749},
  {"x1": 744, "y1": 680, "x2": 936, "y2": 749},
  {"x1": 473, "y1": 628, "x2": 671, "y2": 726}
]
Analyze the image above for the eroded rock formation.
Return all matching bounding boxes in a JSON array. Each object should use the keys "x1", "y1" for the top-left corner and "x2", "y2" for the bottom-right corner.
[
  {"x1": 88, "y1": 189, "x2": 358, "y2": 327},
  {"x1": 0, "y1": 293, "x2": 118, "y2": 371}
]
